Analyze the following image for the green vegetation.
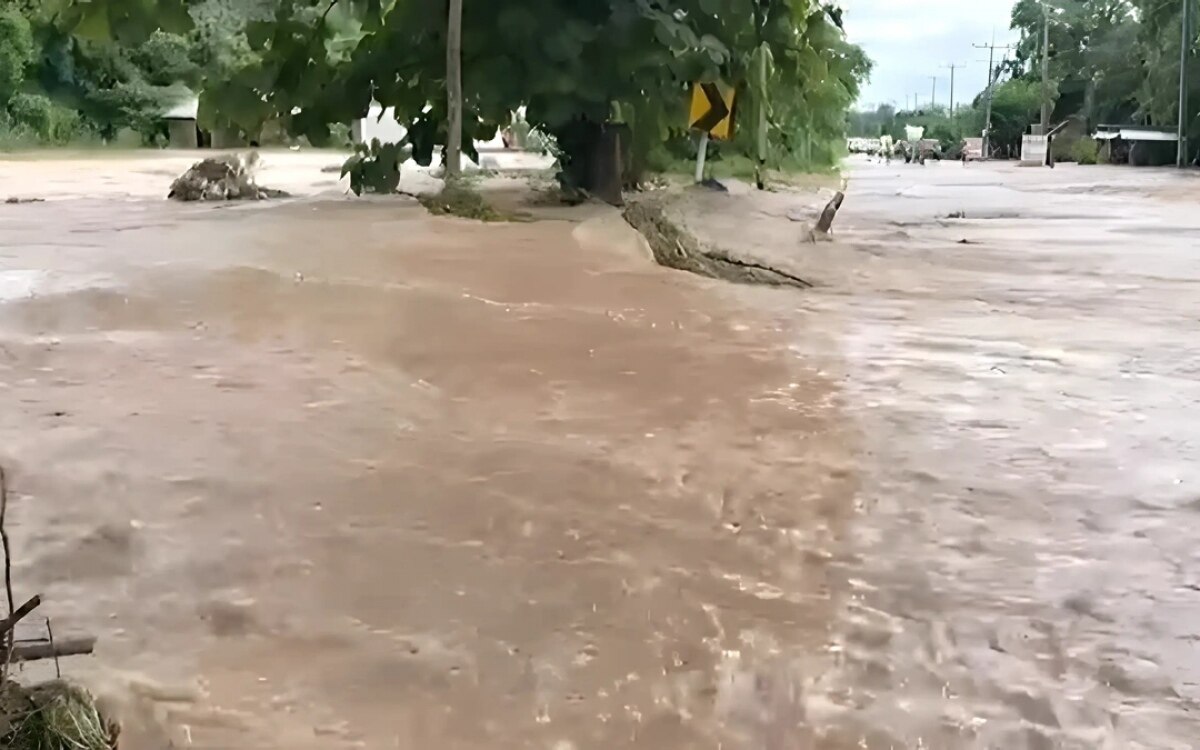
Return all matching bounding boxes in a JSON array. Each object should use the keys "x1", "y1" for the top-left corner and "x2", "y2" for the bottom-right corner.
[
  {"x1": 1, "y1": 681, "x2": 116, "y2": 750},
  {"x1": 1071, "y1": 136, "x2": 1100, "y2": 164},
  {"x1": 0, "y1": 0, "x2": 276, "y2": 148},
  {"x1": 851, "y1": 0, "x2": 1200, "y2": 162},
  {"x1": 50, "y1": 0, "x2": 870, "y2": 192}
]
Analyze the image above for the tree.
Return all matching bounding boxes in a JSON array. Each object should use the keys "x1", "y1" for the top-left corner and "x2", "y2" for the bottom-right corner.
[
  {"x1": 57, "y1": 0, "x2": 869, "y2": 194},
  {"x1": 444, "y1": 0, "x2": 462, "y2": 179},
  {"x1": 988, "y1": 77, "x2": 1042, "y2": 153},
  {"x1": 1009, "y1": 0, "x2": 1140, "y2": 128},
  {"x1": 1005, "y1": 0, "x2": 1200, "y2": 161},
  {"x1": 0, "y1": 8, "x2": 34, "y2": 105}
]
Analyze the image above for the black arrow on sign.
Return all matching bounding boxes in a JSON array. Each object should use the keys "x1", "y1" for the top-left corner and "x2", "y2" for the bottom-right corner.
[{"x1": 692, "y1": 83, "x2": 730, "y2": 133}]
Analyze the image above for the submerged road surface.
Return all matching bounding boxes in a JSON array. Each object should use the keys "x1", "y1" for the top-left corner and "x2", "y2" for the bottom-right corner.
[{"x1": 0, "y1": 154, "x2": 1198, "y2": 748}]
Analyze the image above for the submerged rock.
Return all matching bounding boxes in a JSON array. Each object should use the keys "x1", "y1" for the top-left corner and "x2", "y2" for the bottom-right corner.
[{"x1": 168, "y1": 153, "x2": 288, "y2": 202}]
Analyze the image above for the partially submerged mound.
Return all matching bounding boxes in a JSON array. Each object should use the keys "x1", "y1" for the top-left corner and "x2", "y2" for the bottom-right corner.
[
  {"x1": 622, "y1": 200, "x2": 812, "y2": 288},
  {"x1": 1, "y1": 680, "x2": 118, "y2": 749},
  {"x1": 168, "y1": 154, "x2": 288, "y2": 202}
]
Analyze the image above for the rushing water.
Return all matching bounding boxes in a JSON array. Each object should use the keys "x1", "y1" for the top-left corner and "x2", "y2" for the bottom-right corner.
[{"x1": 0, "y1": 155, "x2": 1197, "y2": 748}]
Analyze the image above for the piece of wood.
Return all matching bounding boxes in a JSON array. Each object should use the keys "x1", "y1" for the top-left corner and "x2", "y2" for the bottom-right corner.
[
  {"x1": 814, "y1": 191, "x2": 845, "y2": 234},
  {"x1": 7, "y1": 636, "x2": 95, "y2": 663},
  {"x1": 0, "y1": 595, "x2": 41, "y2": 637}
]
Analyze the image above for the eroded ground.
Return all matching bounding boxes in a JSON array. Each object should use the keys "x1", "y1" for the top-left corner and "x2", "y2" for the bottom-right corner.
[{"x1": 1, "y1": 154, "x2": 1198, "y2": 748}]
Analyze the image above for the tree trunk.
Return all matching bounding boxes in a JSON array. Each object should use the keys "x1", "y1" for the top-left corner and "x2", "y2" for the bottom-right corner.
[
  {"x1": 589, "y1": 126, "x2": 624, "y2": 206},
  {"x1": 445, "y1": 0, "x2": 463, "y2": 179},
  {"x1": 553, "y1": 120, "x2": 625, "y2": 206}
]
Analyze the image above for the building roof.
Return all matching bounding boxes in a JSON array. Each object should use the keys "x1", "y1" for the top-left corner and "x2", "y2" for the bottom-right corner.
[
  {"x1": 161, "y1": 94, "x2": 199, "y2": 121},
  {"x1": 1094, "y1": 125, "x2": 1178, "y2": 142}
]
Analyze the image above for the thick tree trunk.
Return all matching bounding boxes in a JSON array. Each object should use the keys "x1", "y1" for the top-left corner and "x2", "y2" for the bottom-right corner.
[
  {"x1": 445, "y1": 0, "x2": 463, "y2": 179},
  {"x1": 554, "y1": 120, "x2": 625, "y2": 206},
  {"x1": 589, "y1": 126, "x2": 624, "y2": 206}
]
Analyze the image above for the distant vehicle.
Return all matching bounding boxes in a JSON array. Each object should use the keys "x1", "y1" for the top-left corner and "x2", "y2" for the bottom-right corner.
[{"x1": 847, "y1": 137, "x2": 883, "y2": 154}]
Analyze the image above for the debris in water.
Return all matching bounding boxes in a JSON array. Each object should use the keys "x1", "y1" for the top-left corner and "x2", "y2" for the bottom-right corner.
[
  {"x1": 1, "y1": 467, "x2": 106, "y2": 748},
  {"x1": 168, "y1": 153, "x2": 289, "y2": 202},
  {"x1": 1, "y1": 680, "x2": 118, "y2": 750}
]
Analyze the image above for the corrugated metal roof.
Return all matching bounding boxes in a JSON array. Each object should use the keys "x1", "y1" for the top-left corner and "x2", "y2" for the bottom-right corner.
[
  {"x1": 162, "y1": 95, "x2": 199, "y2": 120},
  {"x1": 1094, "y1": 126, "x2": 1178, "y2": 142}
]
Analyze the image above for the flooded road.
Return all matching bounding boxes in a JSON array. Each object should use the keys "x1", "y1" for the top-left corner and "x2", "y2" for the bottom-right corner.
[{"x1": 1, "y1": 154, "x2": 1198, "y2": 748}]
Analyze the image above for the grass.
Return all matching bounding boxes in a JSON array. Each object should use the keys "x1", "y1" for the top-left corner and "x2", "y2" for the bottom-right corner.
[
  {"x1": 654, "y1": 151, "x2": 842, "y2": 192},
  {"x1": 417, "y1": 180, "x2": 530, "y2": 222},
  {"x1": 1, "y1": 681, "x2": 117, "y2": 750}
]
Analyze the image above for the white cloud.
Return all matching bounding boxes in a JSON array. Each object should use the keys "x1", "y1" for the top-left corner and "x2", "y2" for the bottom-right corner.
[{"x1": 843, "y1": 0, "x2": 1020, "y2": 110}]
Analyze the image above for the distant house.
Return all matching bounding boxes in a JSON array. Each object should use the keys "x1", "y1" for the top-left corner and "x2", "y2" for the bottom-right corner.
[
  {"x1": 162, "y1": 94, "x2": 205, "y2": 149},
  {"x1": 1093, "y1": 124, "x2": 1178, "y2": 166}
]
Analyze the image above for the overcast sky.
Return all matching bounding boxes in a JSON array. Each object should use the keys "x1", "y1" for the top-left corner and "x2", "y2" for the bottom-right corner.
[{"x1": 843, "y1": 0, "x2": 1021, "y2": 111}]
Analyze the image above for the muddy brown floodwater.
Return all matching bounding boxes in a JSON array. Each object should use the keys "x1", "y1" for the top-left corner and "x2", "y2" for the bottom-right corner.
[{"x1": 1, "y1": 153, "x2": 1198, "y2": 749}]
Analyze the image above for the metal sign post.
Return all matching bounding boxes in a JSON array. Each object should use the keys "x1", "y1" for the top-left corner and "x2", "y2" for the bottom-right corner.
[
  {"x1": 694, "y1": 132, "x2": 710, "y2": 183},
  {"x1": 688, "y1": 82, "x2": 735, "y2": 183}
]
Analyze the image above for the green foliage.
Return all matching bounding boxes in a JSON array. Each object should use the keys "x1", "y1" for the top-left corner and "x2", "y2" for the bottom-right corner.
[
  {"x1": 1071, "y1": 136, "x2": 1099, "y2": 164},
  {"x1": 7, "y1": 91, "x2": 51, "y2": 133},
  {"x1": 57, "y1": 0, "x2": 868, "y2": 180},
  {"x1": 849, "y1": 103, "x2": 896, "y2": 138},
  {"x1": 2, "y1": 681, "x2": 117, "y2": 750},
  {"x1": 0, "y1": 8, "x2": 34, "y2": 104},
  {"x1": 988, "y1": 78, "x2": 1042, "y2": 153},
  {"x1": 82, "y1": 80, "x2": 176, "y2": 141},
  {"x1": 341, "y1": 138, "x2": 405, "y2": 194},
  {"x1": 133, "y1": 31, "x2": 199, "y2": 86},
  {"x1": 1006, "y1": 0, "x2": 1200, "y2": 158}
]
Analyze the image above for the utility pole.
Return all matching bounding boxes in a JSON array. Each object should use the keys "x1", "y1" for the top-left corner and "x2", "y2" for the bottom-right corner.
[
  {"x1": 1041, "y1": 2, "x2": 1052, "y2": 133},
  {"x1": 941, "y1": 64, "x2": 961, "y2": 114},
  {"x1": 975, "y1": 40, "x2": 1014, "y2": 159},
  {"x1": 1179, "y1": 0, "x2": 1193, "y2": 167},
  {"x1": 930, "y1": 76, "x2": 938, "y2": 109},
  {"x1": 445, "y1": 0, "x2": 463, "y2": 179}
]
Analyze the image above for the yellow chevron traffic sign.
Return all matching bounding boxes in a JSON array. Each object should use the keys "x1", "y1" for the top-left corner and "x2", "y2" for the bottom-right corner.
[{"x1": 689, "y1": 82, "x2": 735, "y2": 141}]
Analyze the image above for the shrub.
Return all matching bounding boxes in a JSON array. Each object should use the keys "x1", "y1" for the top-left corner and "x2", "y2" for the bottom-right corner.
[
  {"x1": 7, "y1": 92, "x2": 52, "y2": 137},
  {"x1": 6, "y1": 93, "x2": 94, "y2": 145},
  {"x1": 0, "y1": 9, "x2": 35, "y2": 104},
  {"x1": 1072, "y1": 137, "x2": 1100, "y2": 165}
]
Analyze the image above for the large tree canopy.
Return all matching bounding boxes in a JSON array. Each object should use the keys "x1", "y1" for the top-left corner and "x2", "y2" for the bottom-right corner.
[
  {"x1": 853, "y1": 0, "x2": 1200, "y2": 162},
  {"x1": 55, "y1": 0, "x2": 869, "y2": 189},
  {"x1": 1008, "y1": 0, "x2": 1199, "y2": 140}
]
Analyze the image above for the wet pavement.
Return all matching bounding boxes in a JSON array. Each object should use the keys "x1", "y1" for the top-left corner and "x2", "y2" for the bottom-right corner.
[{"x1": 0, "y1": 154, "x2": 1198, "y2": 748}]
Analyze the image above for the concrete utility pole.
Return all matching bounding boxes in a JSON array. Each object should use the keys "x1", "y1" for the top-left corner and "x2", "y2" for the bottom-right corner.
[
  {"x1": 941, "y1": 64, "x2": 961, "y2": 114},
  {"x1": 445, "y1": 0, "x2": 464, "y2": 179},
  {"x1": 1179, "y1": 0, "x2": 1193, "y2": 167},
  {"x1": 1041, "y1": 3, "x2": 1052, "y2": 132},
  {"x1": 930, "y1": 76, "x2": 938, "y2": 109},
  {"x1": 975, "y1": 40, "x2": 1014, "y2": 158}
]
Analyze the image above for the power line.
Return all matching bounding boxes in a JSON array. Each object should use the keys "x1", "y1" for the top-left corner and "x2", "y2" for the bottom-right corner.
[
  {"x1": 974, "y1": 40, "x2": 1014, "y2": 158},
  {"x1": 940, "y1": 63, "x2": 964, "y2": 114}
]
